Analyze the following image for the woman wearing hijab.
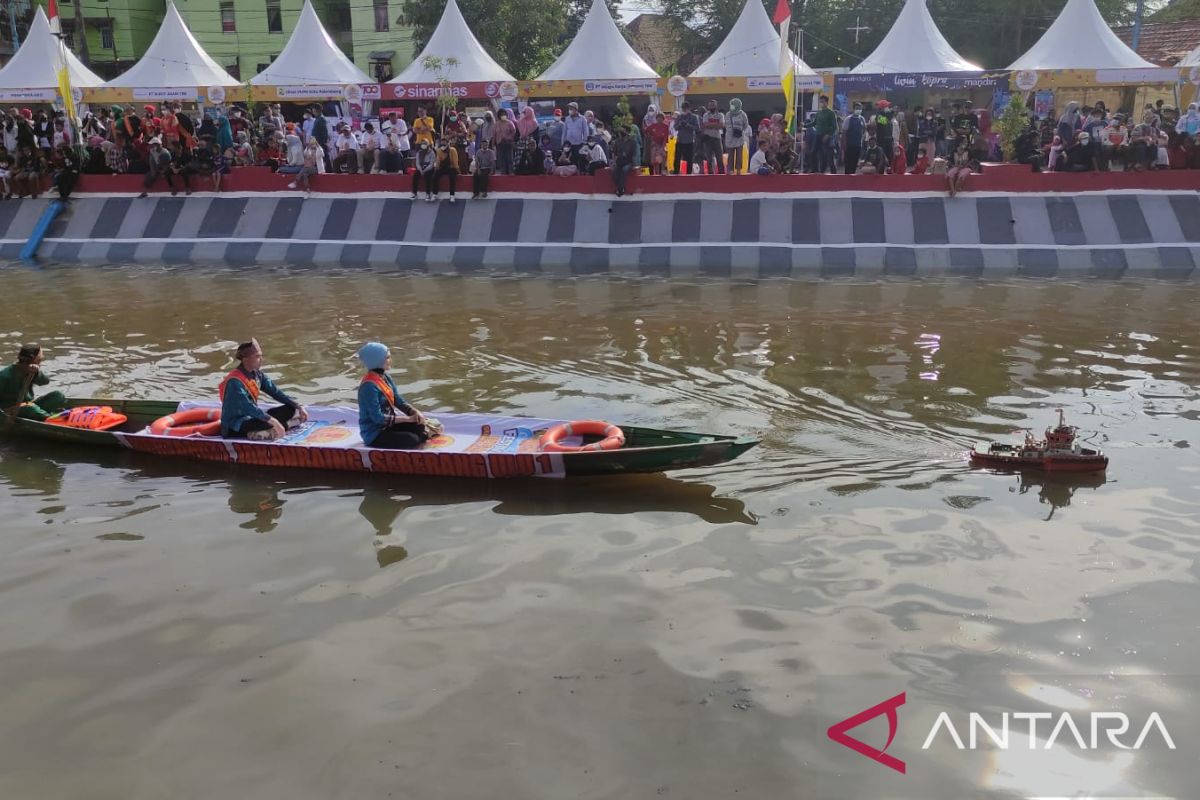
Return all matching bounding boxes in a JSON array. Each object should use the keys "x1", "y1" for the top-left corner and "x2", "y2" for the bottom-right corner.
[
  {"x1": 218, "y1": 339, "x2": 307, "y2": 441},
  {"x1": 724, "y1": 98, "x2": 750, "y2": 175},
  {"x1": 1056, "y1": 102, "x2": 1080, "y2": 146},
  {"x1": 356, "y1": 342, "x2": 432, "y2": 450},
  {"x1": 216, "y1": 111, "x2": 234, "y2": 153}
]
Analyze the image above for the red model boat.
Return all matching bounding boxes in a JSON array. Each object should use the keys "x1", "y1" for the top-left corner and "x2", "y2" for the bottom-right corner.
[{"x1": 970, "y1": 409, "x2": 1108, "y2": 473}]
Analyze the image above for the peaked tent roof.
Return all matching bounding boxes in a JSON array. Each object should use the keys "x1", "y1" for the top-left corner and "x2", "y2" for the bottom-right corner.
[
  {"x1": 850, "y1": 0, "x2": 979, "y2": 73},
  {"x1": 251, "y1": 0, "x2": 371, "y2": 85},
  {"x1": 690, "y1": 0, "x2": 815, "y2": 78},
  {"x1": 1009, "y1": 0, "x2": 1156, "y2": 69},
  {"x1": 1181, "y1": 40, "x2": 1200, "y2": 65},
  {"x1": 537, "y1": 0, "x2": 658, "y2": 81},
  {"x1": 107, "y1": 1, "x2": 241, "y2": 87},
  {"x1": 0, "y1": 7, "x2": 105, "y2": 89},
  {"x1": 391, "y1": 0, "x2": 515, "y2": 83}
]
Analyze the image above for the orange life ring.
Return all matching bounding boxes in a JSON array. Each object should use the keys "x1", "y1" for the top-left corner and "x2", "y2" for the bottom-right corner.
[
  {"x1": 539, "y1": 420, "x2": 625, "y2": 453},
  {"x1": 149, "y1": 408, "x2": 221, "y2": 437}
]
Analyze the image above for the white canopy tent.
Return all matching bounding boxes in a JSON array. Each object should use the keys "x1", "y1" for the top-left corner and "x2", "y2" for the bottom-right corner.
[
  {"x1": 1180, "y1": 41, "x2": 1200, "y2": 67},
  {"x1": 690, "y1": 0, "x2": 815, "y2": 78},
  {"x1": 536, "y1": 0, "x2": 658, "y2": 81},
  {"x1": 250, "y1": 0, "x2": 371, "y2": 85},
  {"x1": 850, "y1": 0, "x2": 979, "y2": 73},
  {"x1": 0, "y1": 7, "x2": 104, "y2": 90},
  {"x1": 106, "y1": 0, "x2": 241, "y2": 87},
  {"x1": 1009, "y1": 0, "x2": 1156, "y2": 69},
  {"x1": 391, "y1": 0, "x2": 515, "y2": 83}
]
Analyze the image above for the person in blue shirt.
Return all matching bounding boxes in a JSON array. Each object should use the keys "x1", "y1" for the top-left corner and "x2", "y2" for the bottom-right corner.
[
  {"x1": 356, "y1": 342, "x2": 431, "y2": 449},
  {"x1": 218, "y1": 339, "x2": 307, "y2": 440}
]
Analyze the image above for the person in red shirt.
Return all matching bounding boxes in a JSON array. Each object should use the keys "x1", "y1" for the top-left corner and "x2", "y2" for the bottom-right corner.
[
  {"x1": 890, "y1": 144, "x2": 906, "y2": 175},
  {"x1": 141, "y1": 105, "x2": 162, "y2": 140},
  {"x1": 646, "y1": 112, "x2": 669, "y2": 176}
]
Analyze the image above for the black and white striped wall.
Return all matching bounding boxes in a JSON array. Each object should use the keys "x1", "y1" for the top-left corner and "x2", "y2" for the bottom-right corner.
[{"x1": 2, "y1": 192, "x2": 1197, "y2": 277}]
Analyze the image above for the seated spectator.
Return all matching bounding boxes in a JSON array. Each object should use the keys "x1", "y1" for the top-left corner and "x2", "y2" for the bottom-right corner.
[
  {"x1": 12, "y1": 145, "x2": 42, "y2": 198},
  {"x1": 211, "y1": 142, "x2": 231, "y2": 192},
  {"x1": 908, "y1": 151, "x2": 931, "y2": 174},
  {"x1": 1101, "y1": 114, "x2": 1128, "y2": 170},
  {"x1": 1013, "y1": 126, "x2": 1043, "y2": 172},
  {"x1": 553, "y1": 148, "x2": 578, "y2": 177},
  {"x1": 858, "y1": 135, "x2": 887, "y2": 174},
  {"x1": 0, "y1": 148, "x2": 10, "y2": 196},
  {"x1": 431, "y1": 137, "x2": 458, "y2": 203},
  {"x1": 584, "y1": 136, "x2": 608, "y2": 175},
  {"x1": 332, "y1": 124, "x2": 359, "y2": 173},
  {"x1": 233, "y1": 131, "x2": 255, "y2": 167},
  {"x1": 1062, "y1": 131, "x2": 1095, "y2": 172},
  {"x1": 946, "y1": 140, "x2": 972, "y2": 197},
  {"x1": 359, "y1": 121, "x2": 380, "y2": 174},
  {"x1": 1129, "y1": 113, "x2": 1157, "y2": 170},
  {"x1": 749, "y1": 140, "x2": 773, "y2": 175},
  {"x1": 279, "y1": 133, "x2": 303, "y2": 175},
  {"x1": 166, "y1": 140, "x2": 197, "y2": 196},
  {"x1": 136, "y1": 137, "x2": 174, "y2": 198},
  {"x1": 890, "y1": 144, "x2": 906, "y2": 175},
  {"x1": 288, "y1": 138, "x2": 322, "y2": 194}
]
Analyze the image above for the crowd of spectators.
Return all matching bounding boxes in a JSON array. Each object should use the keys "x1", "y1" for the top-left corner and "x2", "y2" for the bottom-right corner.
[{"x1": 1, "y1": 94, "x2": 1197, "y2": 201}]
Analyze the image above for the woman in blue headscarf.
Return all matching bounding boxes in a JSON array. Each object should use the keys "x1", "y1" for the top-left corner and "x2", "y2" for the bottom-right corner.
[
  {"x1": 216, "y1": 111, "x2": 234, "y2": 152},
  {"x1": 356, "y1": 342, "x2": 431, "y2": 449}
]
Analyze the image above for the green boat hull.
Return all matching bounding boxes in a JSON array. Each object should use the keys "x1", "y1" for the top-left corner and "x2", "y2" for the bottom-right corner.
[{"x1": 2, "y1": 398, "x2": 758, "y2": 479}]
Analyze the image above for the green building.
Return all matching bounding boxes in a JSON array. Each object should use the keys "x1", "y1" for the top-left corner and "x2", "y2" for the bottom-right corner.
[
  {"x1": 25, "y1": 0, "x2": 417, "y2": 83},
  {"x1": 33, "y1": 0, "x2": 164, "y2": 79},
  {"x1": 175, "y1": 0, "x2": 414, "y2": 83}
]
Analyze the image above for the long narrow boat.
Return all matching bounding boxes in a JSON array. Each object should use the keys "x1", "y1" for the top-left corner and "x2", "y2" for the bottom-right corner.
[{"x1": 2, "y1": 399, "x2": 758, "y2": 479}]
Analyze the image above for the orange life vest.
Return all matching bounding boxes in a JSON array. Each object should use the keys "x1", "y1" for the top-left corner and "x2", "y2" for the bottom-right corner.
[
  {"x1": 360, "y1": 371, "x2": 395, "y2": 406},
  {"x1": 218, "y1": 369, "x2": 260, "y2": 403}
]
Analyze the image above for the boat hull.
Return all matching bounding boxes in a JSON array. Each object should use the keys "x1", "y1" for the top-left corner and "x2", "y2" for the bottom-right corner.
[
  {"x1": 2, "y1": 399, "x2": 758, "y2": 479},
  {"x1": 969, "y1": 444, "x2": 1108, "y2": 473}
]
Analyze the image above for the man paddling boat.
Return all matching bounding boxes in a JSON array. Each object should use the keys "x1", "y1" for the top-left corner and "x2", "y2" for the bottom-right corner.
[
  {"x1": 219, "y1": 339, "x2": 307, "y2": 440},
  {"x1": 0, "y1": 344, "x2": 66, "y2": 421}
]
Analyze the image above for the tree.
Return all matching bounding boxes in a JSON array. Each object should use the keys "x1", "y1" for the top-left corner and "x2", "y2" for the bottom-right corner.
[
  {"x1": 612, "y1": 95, "x2": 634, "y2": 131},
  {"x1": 401, "y1": 0, "x2": 623, "y2": 80},
  {"x1": 422, "y1": 55, "x2": 461, "y2": 126},
  {"x1": 996, "y1": 92, "x2": 1029, "y2": 161}
]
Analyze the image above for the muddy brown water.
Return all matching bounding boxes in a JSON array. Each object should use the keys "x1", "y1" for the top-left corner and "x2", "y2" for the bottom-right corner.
[{"x1": 1, "y1": 268, "x2": 1198, "y2": 799}]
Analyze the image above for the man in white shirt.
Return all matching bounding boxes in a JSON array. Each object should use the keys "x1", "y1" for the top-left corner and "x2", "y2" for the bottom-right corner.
[
  {"x1": 749, "y1": 140, "x2": 773, "y2": 175},
  {"x1": 358, "y1": 121, "x2": 382, "y2": 173},
  {"x1": 332, "y1": 124, "x2": 359, "y2": 173}
]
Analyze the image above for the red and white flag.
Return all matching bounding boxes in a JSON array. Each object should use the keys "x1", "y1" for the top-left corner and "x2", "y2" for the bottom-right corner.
[{"x1": 47, "y1": 0, "x2": 61, "y2": 34}]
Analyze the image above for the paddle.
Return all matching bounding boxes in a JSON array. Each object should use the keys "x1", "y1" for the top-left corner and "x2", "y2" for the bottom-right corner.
[{"x1": 2, "y1": 367, "x2": 37, "y2": 431}]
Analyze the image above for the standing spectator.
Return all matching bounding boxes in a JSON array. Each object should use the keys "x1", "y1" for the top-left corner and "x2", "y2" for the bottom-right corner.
[
  {"x1": 471, "y1": 138, "x2": 495, "y2": 199},
  {"x1": 813, "y1": 94, "x2": 837, "y2": 173},
  {"x1": 699, "y1": 99, "x2": 725, "y2": 174},
  {"x1": 646, "y1": 112, "x2": 669, "y2": 176},
  {"x1": 842, "y1": 103, "x2": 866, "y2": 175},
  {"x1": 52, "y1": 144, "x2": 79, "y2": 199},
  {"x1": 211, "y1": 141, "x2": 231, "y2": 191},
  {"x1": 411, "y1": 106, "x2": 435, "y2": 149},
  {"x1": 432, "y1": 137, "x2": 459, "y2": 202},
  {"x1": 723, "y1": 98, "x2": 749, "y2": 175},
  {"x1": 493, "y1": 109, "x2": 516, "y2": 175},
  {"x1": 672, "y1": 101, "x2": 699, "y2": 175},
  {"x1": 544, "y1": 108, "x2": 564, "y2": 156},
  {"x1": 309, "y1": 105, "x2": 330, "y2": 168},
  {"x1": 916, "y1": 107, "x2": 938, "y2": 164},
  {"x1": 561, "y1": 102, "x2": 589, "y2": 164}
]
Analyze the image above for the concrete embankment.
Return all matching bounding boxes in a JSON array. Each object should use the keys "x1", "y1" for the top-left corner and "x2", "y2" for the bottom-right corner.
[{"x1": 1, "y1": 191, "x2": 1198, "y2": 277}]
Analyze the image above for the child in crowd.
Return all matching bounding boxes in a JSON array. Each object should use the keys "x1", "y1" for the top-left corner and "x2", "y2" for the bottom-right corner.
[{"x1": 211, "y1": 142, "x2": 230, "y2": 192}]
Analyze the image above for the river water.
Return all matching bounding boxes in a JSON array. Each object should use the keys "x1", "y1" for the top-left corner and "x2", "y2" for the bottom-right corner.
[{"x1": 0, "y1": 267, "x2": 1198, "y2": 799}]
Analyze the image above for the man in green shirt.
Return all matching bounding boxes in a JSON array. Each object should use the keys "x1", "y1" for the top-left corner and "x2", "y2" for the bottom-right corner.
[
  {"x1": 812, "y1": 95, "x2": 838, "y2": 174},
  {"x1": 0, "y1": 344, "x2": 66, "y2": 421}
]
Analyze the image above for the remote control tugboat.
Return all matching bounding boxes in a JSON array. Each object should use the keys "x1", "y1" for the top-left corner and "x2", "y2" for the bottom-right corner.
[{"x1": 970, "y1": 409, "x2": 1108, "y2": 473}]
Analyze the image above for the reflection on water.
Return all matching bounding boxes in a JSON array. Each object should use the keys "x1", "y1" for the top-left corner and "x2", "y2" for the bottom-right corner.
[{"x1": 1, "y1": 269, "x2": 1199, "y2": 799}]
